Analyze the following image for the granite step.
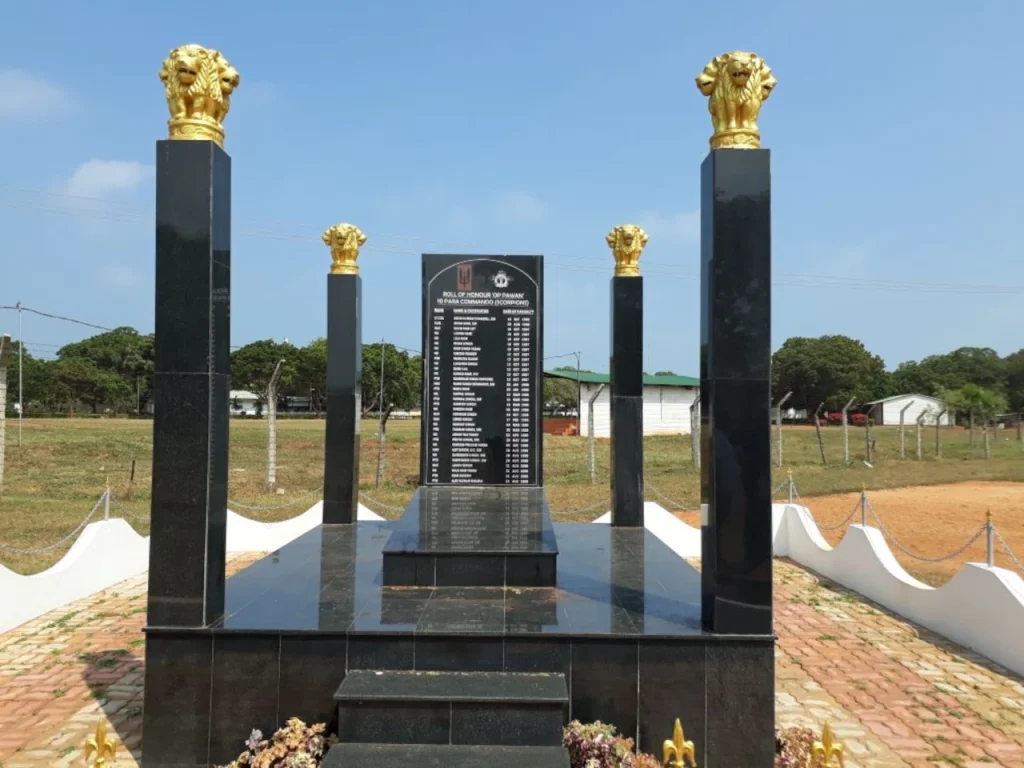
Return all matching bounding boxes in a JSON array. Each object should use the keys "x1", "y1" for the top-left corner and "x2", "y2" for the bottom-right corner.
[
  {"x1": 335, "y1": 670, "x2": 568, "y2": 747},
  {"x1": 323, "y1": 743, "x2": 571, "y2": 768}
]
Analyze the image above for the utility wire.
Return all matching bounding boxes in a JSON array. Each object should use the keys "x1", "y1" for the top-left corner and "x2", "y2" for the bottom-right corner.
[{"x1": 2, "y1": 187, "x2": 1022, "y2": 296}]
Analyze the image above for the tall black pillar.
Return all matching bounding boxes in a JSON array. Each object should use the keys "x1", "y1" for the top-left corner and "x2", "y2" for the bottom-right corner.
[
  {"x1": 699, "y1": 148, "x2": 772, "y2": 635},
  {"x1": 146, "y1": 140, "x2": 230, "y2": 627},
  {"x1": 323, "y1": 274, "x2": 361, "y2": 524},
  {"x1": 610, "y1": 276, "x2": 644, "y2": 527}
]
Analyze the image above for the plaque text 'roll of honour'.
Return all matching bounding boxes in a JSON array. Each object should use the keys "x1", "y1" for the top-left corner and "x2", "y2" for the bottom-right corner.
[{"x1": 421, "y1": 256, "x2": 543, "y2": 486}]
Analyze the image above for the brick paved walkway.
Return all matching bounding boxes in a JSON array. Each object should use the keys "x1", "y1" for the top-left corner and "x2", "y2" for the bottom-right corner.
[
  {"x1": 1, "y1": 556, "x2": 1022, "y2": 767},
  {"x1": 776, "y1": 559, "x2": 1024, "y2": 768}
]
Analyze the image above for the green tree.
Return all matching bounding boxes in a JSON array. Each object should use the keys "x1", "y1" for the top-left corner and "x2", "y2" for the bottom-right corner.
[
  {"x1": 1004, "y1": 349, "x2": 1024, "y2": 412},
  {"x1": 543, "y1": 375, "x2": 578, "y2": 413},
  {"x1": 5, "y1": 342, "x2": 57, "y2": 413},
  {"x1": 771, "y1": 335, "x2": 890, "y2": 410},
  {"x1": 52, "y1": 358, "x2": 131, "y2": 413},
  {"x1": 362, "y1": 343, "x2": 421, "y2": 431},
  {"x1": 654, "y1": 370, "x2": 678, "y2": 376},
  {"x1": 293, "y1": 338, "x2": 328, "y2": 413},
  {"x1": 230, "y1": 340, "x2": 299, "y2": 405},
  {"x1": 57, "y1": 327, "x2": 154, "y2": 413},
  {"x1": 892, "y1": 347, "x2": 1006, "y2": 396}
]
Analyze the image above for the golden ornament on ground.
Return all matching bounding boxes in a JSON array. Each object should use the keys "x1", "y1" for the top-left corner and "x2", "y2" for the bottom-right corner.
[
  {"x1": 323, "y1": 223, "x2": 368, "y2": 275},
  {"x1": 159, "y1": 44, "x2": 240, "y2": 147},
  {"x1": 84, "y1": 717, "x2": 117, "y2": 767},
  {"x1": 811, "y1": 721, "x2": 844, "y2": 767},
  {"x1": 606, "y1": 224, "x2": 649, "y2": 277},
  {"x1": 662, "y1": 717, "x2": 697, "y2": 767},
  {"x1": 695, "y1": 51, "x2": 776, "y2": 150}
]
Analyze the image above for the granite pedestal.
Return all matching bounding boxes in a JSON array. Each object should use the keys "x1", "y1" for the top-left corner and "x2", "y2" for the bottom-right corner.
[
  {"x1": 143, "y1": 521, "x2": 774, "y2": 766},
  {"x1": 609, "y1": 276, "x2": 644, "y2": 527},
  {"x1": 323, "y1": 273, "x2": 361, "y2": 524},
  {"x1": 146, "y1": 139, "x2": 231, "y2": 629},
  {"x1": 698, "y1": 147, "x2": 775, "y2": 764},
  {"x1": 381, "y1": 486, "x2": 558, "y2": 587}
]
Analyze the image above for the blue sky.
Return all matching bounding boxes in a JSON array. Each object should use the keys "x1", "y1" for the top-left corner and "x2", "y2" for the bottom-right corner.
[{"x1": 2, "y1": 1, "x2": 1022, "y2": 376}]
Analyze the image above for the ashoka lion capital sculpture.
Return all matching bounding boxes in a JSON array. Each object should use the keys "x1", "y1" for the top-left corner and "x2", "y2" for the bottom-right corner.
[
  {"x1": 159, "y1": 44, "x2": 240, "y2": 147},
  {"x1": 607, "y1": 224, "x2": 649, "y2": 278},
  {"x1": 323, "y1": 223, "x2": 368, "y2": 275},
  {"x1": 696, "y1": 51, "x2": 776, "y2": 150}
]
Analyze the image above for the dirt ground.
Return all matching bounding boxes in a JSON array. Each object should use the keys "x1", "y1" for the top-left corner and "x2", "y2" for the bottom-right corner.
[{"x1": 676, "y1": 481, "x2": 1024, "y2": 586}]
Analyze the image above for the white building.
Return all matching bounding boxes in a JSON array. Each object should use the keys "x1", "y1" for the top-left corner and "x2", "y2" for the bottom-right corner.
[
  {"x1": 546, "y1": 371, "x2": 699, "y2": 438},
  {"x1": 866, "y1": 394, "x2": 952, "y2": 426}
]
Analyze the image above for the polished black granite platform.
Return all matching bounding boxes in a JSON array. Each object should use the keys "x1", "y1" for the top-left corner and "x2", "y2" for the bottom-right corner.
[
  {"x1": 144, "y1": 521, "x2": 773, "y2": 765},
  {"x1": 214, "y1": 521, "x2": 694, "y2": 635},
  {"x1": 382, "y1": 486, "x2": 558, "y2": 587}
]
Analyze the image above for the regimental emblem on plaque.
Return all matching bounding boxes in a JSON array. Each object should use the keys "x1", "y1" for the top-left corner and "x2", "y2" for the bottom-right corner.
[
  {"x1": 490, "y1": 270, "x2": 513, "y2": 289},
  {"x1": 457, "y1": 263, "x2": 473, "y2": 292}
]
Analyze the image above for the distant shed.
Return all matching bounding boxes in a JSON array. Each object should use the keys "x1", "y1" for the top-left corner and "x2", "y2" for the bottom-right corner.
[
  {"x1": 544, "y1": 370, "x2": 699, "y2": 438},
  {"x1": 866, "y1": 394, "x2": 952, "y2": 426}
]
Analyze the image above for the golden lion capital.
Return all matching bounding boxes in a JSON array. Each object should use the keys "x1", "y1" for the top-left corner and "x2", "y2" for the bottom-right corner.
[
  {"x1": 159, "y1": 44, "x2": 240, "y2": 147},
  {"x1": 607, "y1": 224, "x2": 649, "y2": 278},
  {"x1": 696, "y1": 51, "x2": 776, "y2": 150},
  {"x1": 323, "y1": 223, "x2": 367, "y2": 275}
]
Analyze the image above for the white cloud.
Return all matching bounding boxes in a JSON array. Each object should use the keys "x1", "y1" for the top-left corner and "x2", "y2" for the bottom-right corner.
[
  {"x1": 0, "y1": 69, "x2": 70, "y2": 120},
  {"x1": 494, "y1": 190, "x2": 547, "y2": 222},
  {"x1": 65, "y1": 160, "x2": 153, "y2": 199},
  {"x1": 632, "y1": 210, "x2": 700, "y2": 244},
  {"x1": 101, "y1": 264, "x2": 141, "y2": 290}
]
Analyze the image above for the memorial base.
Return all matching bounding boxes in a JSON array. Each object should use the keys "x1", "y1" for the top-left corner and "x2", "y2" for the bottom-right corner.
[
  {"x1": 142, "y1": 521, "x2": 775, "y2": 767},
  {"x1": 381, "y1": 486, "x2": 558, "y2": 587}
]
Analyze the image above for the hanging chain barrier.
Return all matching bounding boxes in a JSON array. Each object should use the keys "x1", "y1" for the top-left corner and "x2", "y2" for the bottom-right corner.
[
  {"x1": 643, "y1": 481, "x2": 697, "y2": 512},
  {"x1": 867, "y1": 496, "x2": 987, "y2": 563},
  {"x1": 993, "y1": 527, "x2": 1024, "y2": 574},
  {"x1": 109, "y1": 496, "x2": 151, "y2": 523},
  {"x1": 809, "y1": 498, "x2": 863, "y2": 533},
  {"x1": 227, "y1": 486, "x2": 324, "y2": 511},
  {"x1": 358, "y1": 493, "x2": 407, "y2": 513},
  {"x1": 0, "y1": 490, "x2": 108, "y2": 554},
  {"x1": 548, "y1": 497, "x2": 611, "y2": 516}
]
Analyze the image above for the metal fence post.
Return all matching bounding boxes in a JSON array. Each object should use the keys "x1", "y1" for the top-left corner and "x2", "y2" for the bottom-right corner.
[
  {"x1": 775, "y1": 391, "x2": 792, "y2": 468},
  {"x1": 986, "y1": 510, "x2": 994, "y2": 568},
  {"x1": 860, "y1": 487, "x2": 867, "y2": 527},
  {"x1": 689, "y1": 393, "x2": 701, "y2": 471},
  {"x1": 899, "y1": 400, "x2": 914, "y2": 459},
  {"x1": 841, "y1": 397, "x2": 855, "y2": 464},
  {"x1": 104, "y1": 484, "x2": 111, "y2": 521},
  {"x1": 935, "y1": 408, "x2": 947, "y2": 457},
  {"x1": 787, "y1": 470, "x2": 794, "y2": 505},
  {"x1": 916, "y1": 411, "x2": 927, "y2": 460},
  {"x1": 587, "y1": 384, "x2": 605, "y2": 484}
]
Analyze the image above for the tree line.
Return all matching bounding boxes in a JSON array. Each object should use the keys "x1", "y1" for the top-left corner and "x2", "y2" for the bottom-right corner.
[
  {"x1": 6, "y1": 327, "x2": 1022, "y2": 424},
  {"x1": 7, "y1": 328, "x2": 421, "y2": 429},
  {"x1": 772, "y1": 335, "x2": 1024, "y2": 421}
]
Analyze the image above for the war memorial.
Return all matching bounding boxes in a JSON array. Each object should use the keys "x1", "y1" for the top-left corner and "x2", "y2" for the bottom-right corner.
[{"x1": 142, "y1": 44, "x2": 778, "y2": 767}]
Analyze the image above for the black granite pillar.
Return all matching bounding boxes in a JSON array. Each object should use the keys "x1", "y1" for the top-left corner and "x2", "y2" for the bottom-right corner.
[
  {"x1": 146, "y1": 140, "x2": 230, "y2": 628},
  {"x1": 610, "y1": 276, "x2": 644, "y2": 527},
  {"x1": 323, "y1": 274, "x2": 361, "y2": 524},
  {"x1": 699, "y1": 149, "x2": 773, "y2": 636}
]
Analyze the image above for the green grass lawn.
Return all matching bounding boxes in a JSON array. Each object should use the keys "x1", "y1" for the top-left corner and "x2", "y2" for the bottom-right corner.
[{"x1": 0, "y1": 417, "x2": 1021, "y2": 574}]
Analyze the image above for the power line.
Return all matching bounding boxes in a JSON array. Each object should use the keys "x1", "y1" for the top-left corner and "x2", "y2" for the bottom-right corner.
[
  {"x1": 0, "y1": 305, "x2": 113, "y2": 331},
  {"x1": 3, "y1": 187, "x2": 1023, "y2": 296}
]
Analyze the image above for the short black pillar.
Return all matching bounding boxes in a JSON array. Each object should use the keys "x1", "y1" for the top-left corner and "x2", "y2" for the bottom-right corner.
[
  {"x1": 610, "y1": 276, "x2": 644, "y2": 527},
  {"x1": 699, "y1": 148, "x2": 773, "y2": 635},
  {"x1": 146, "y1": 140, "x2": 231, "y2": 627},
  {"x1": 323, "y1": 273, "x2": 362, "y2": 524}
]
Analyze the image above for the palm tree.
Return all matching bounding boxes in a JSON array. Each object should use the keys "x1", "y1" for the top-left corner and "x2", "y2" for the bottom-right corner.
[{"x1": 941, "y1": 384, "x2": 1008, "y2": 457}]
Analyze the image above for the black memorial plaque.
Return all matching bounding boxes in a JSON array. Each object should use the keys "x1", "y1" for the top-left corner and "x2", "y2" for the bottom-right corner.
[{"x1": 420, "y1": 255, "x2": 543, "y2": 486}]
